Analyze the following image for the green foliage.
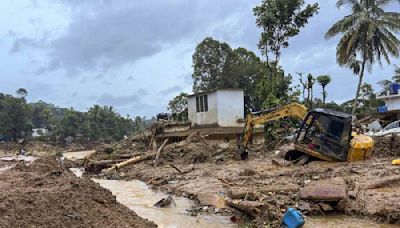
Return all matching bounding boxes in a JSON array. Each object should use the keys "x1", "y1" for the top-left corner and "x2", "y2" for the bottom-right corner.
[
  {"x1": 255, "y1": 63, "x2": 295, "y2": 109},
  {"x1": 316, "y1": 75, "x2": 331, "y2": 105},
  {"x1": 394, "y1": 66, "x2": 400, "y2": 83},
  {"x1": 192, "y1": 37, "x2": 233, "y2": 92},
  {"x1": 30, "y1": 101, "x2": 54, "y2": 128},
  {"x1": 57, "y1": 108, "x2": 83, "y2": 139},
  {"x1": 0, "y1": 93, "x2": 31, "y2": 140},
  {"x1": 326, "y1": 0, "x2": 400, "y2": 116},
  {"x1": 168, "y1": 92, "x2": 188, "y2": 122},
  {"x1": 168, "y1": 92, "x2": 188, "y2": 113},
  {"x1": 340, "y1": 83, "x2": 382, "y2": 115},
  {"x1": 0, "y1": 91, "x2": 147, "y2": 142},
  {"x1": 377, "y1": 79, "x2": 392, "y2": 95},
  {"x1": 254, "y1": 0, "x2": 319, "y2": 61},
  {"x1": 16, "y1": 88, "x2": 28, "y2": 98},
  {"x1": 191, "y1": 37, "x2": 295, "y2": 112}
]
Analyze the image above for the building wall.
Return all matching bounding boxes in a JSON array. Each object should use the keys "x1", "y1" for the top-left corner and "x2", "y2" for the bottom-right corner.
[
  {"x1": 216, "y1": 90, "x2": 244, "y2": 127},
  {"x1": 383, "y1": 97, "x2": 400, "y2": 111},
  {"x1": 188, "y1": 92, "x2": 218, "y2": 126}
]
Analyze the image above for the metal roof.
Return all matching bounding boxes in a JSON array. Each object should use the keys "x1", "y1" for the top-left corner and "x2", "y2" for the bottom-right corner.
[{"x1": 311, "y1": 108, "x2": 352, "y2": 119}]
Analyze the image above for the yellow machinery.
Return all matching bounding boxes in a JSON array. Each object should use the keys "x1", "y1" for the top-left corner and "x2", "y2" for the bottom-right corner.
[{"x1": 238, "y1": 103, "x2": 374, "y2": 162}]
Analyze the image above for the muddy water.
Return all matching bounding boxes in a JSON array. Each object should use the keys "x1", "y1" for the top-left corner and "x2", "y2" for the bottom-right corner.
[
  {"x1": 92, "y1": 179, "x2": 235, "y2": 228},
  {"x1": 69, "y1": 167, "x2": 84, "y2": 177},
  {"x1": 306, "y1": 216, "x2": 398, "y2": 228}
]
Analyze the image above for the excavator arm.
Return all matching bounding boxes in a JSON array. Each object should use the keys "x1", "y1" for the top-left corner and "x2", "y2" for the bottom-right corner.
[{"x1": 238, "y1": 103, "x2": 308, "y2": 160}]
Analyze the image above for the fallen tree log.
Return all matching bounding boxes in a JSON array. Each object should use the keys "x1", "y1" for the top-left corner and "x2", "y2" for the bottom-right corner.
[
  {"x1": 155, "y1": 139, "x2": 169, "y2": 164},
  {"x1": 228, "y1": 188, "x2": 258, "y2": 200},
  {"x1": 85, "y1": 159, "x2": 126, "y2": 172},
  {"x1": 102, "y1": 152, "x2": 156, "y2": 174},
  {"x1": 226, "y1": 199, "x2": 264, "y2": 217},
  {"x1": 362, "y1": 175, "x2": 400, "y2": 190}
]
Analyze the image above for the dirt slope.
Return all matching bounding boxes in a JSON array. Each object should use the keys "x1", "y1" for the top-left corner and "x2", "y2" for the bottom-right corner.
[{"x1": 0, "y1": 156, "x2": 156, "y2": 228}]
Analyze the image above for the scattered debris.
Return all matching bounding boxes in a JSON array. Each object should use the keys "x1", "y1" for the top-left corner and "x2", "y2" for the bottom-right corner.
[
  {"x1": 226, "y1": 199, "x2": 264, "y2": 217},
  {"x1": 154, "y1": 196, "x2": 176, "y2": 208},
  {"x1": 361, "y1": 175, "x2": 400, "y2": 190}
]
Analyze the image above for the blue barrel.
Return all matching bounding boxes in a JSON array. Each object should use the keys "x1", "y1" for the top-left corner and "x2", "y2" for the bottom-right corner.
[
  {"x1": 390, "y1": 83, "x2": 400, "y2": 94},
  {"x1": 283, "y1": 208, "x2": 305, "y2": 228},
  {"x1": 377, "y1": 106, "x2": 388, "y2": 113}
]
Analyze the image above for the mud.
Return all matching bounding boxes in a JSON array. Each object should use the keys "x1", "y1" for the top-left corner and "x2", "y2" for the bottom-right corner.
[
  {"x1": 0, "y1": 156, "x2": 156, "y2": 228},
  {"x1": 91, "y1": 139, "x2": 400, "y2": 227},
  {"x1": 0, "y1": 141, "x2": 96, "y2": 157},
  {"x1": 93, "y1": 179, "x2": 234, "y2": 228}
]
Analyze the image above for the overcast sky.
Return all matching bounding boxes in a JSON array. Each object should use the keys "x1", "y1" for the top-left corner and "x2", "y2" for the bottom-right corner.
[{"x1": 1, "y1": 0, "x2": 399, "y2": 117}]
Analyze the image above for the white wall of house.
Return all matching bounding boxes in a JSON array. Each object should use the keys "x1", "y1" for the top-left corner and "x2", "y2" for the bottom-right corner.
[
  {"x1": 384, "y1": 97, "x2": 400, "y2": 111},
  {"x1": 188, "y1": 91, "x2": 218, "y2": 126},
  {"x1": 378, "y1": 94, "x2": 400, "y2": 111},
  {"x1": 32, "y1": 128, "x2": 49, "y2": 137},
  {"x1": 216, "y1": 90, "x2": 244, "y2": 127},
  {"x1": 188, "y1": 89, "x2": 244, "y2": 127}
]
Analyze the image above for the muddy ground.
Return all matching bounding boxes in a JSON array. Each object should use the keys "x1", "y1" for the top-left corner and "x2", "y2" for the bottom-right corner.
[
  {"x1": 0, "y1": 141, "x2": 96, "y2": 157},
  {"x1": 0, "y1": 156, "x2": 156, "y2": 228},
  {"x1": 85, "y1": 133, "x2": 400, "y2": 227}
]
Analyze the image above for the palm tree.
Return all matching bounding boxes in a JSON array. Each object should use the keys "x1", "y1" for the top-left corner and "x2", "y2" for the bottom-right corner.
[
  {"x1": 325, "y1": 0, "x2": 400, "y2": 118},
  {"x1": 316, "y1": 75, "x2": 331, "y2": 106},
  {"x1": 393, "y1": 65, "x2": 400, "y2": 83}
]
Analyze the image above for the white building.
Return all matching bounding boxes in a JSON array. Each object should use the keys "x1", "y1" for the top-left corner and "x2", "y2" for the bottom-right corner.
[
  {"x1": 187, "y1": 88, "x2": 244, "y2": 127},
  {"x1": 32, "y1": 128, "x2": 49, "y2": 137},
  {"x1": 377, "y1": 92, "x2": 400, "y2": 112}
]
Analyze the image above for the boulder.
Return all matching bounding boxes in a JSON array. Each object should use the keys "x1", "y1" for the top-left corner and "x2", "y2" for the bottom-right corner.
[{"x1": 299, "y1": 177, "x2": 347, "y2": 201}]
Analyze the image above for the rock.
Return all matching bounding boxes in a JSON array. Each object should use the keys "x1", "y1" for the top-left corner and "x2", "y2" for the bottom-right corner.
[
  {"x1": 318, "y1": 202, "x2": 334, "y2": 212},
  {"x1": 215, "y1": 154, "x2": 224, "y2": 162},
  {"x1": 218, "y1": 143, "x2": 230, "y2": 150},
  {"x1": 299, "y1": 177, "x2": 347, "y2": 201},
  {"x1": 154, "y1": 195, "x2": 176, "y2": 208},
  {"x1": 298, "y1": 201, "x2": 311, "y2": 212}
]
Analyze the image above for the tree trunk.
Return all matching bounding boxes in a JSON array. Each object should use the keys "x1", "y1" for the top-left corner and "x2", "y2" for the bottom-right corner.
[
  {"x1": 351, "y1": 59, "x2": 366, "y2": 120},
  {"x1": 322, "y1": 86, "x2": 326, "y2": 106}
]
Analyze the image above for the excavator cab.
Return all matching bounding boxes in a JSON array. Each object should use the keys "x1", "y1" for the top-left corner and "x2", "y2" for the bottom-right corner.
[
  {"x1": 294, "y1": 109, "x2": 353, "y2": 161},
  {"x1": 238, "y1": 103, "x2": 373, "y2": 162}
]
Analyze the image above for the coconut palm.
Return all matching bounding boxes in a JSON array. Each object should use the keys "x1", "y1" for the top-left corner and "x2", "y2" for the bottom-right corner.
[
  {"x1": 393, "y1": 65, "x2": 400, "y2": 83},
  {"x1": 316, "y1": 75, "x2": 331, "y2": 106},
  {"x1": 325, "y1": 0, "x2": 400, "y2": 118}
]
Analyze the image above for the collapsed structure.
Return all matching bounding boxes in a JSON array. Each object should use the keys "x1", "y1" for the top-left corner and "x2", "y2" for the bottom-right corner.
[{"x1": 153, "y1": 88, "x2": 264, "y2": 149}]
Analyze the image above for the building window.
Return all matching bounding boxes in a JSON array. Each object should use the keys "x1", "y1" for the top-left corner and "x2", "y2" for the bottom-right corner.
[{"x1": 196, "y1": 95, "x2": 208, "y2": 112}]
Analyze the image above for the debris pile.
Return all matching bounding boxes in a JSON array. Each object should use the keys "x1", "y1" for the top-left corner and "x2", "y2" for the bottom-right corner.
[
  {"x1": 0, "y1": 156, "x2": 156, "y2": 227},
  {"x1": 372, "y1": 134, "x2": 400, "y2": 157},
  {"x1": 86, "y1": 130, "x2": 237, "y2": 173}
]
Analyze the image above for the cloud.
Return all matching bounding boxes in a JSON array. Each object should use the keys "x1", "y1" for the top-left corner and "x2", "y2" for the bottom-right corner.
[
  {"x1": 13, "y1": 0, "x2": 253, "y2": 75},
  {"x1": 97, "y1": 91, "x2": 149, "y2": 107},
  {"x1": 97, "y1": 93, "x2": 139, "y2": 106},
  {"x1": 158, "y1": 85, "x2": 183, "y2": 95}
]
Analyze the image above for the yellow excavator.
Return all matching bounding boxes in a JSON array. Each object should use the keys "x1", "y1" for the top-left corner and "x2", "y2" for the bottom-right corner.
[{"x1": 238, "y1": 103, "x2": 374, "y2": 162}]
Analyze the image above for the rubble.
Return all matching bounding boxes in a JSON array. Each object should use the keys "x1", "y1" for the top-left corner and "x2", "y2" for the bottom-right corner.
[
  {"x1": 154, "y1": 195, "x2": 176, "y2": 208},
  {"x1": 59, "y1": 122, "x2": 400, "y2": 227}
]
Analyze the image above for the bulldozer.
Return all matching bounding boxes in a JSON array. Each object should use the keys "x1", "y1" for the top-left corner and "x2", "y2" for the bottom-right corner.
[{"x1": 238, "y1": 103, "x2": 374, "y2": 162}]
